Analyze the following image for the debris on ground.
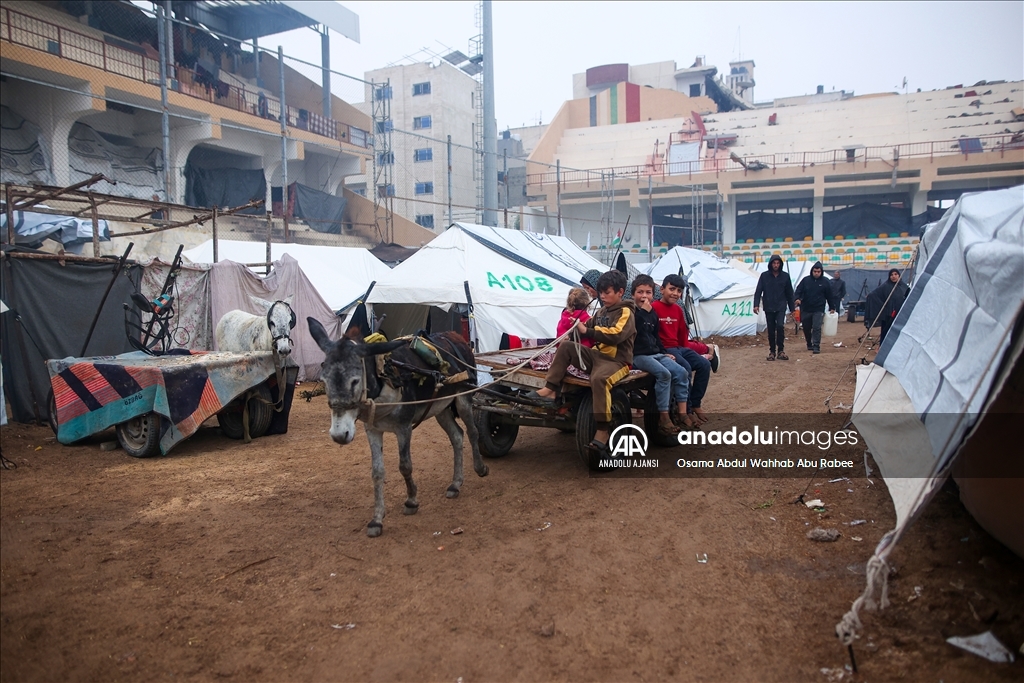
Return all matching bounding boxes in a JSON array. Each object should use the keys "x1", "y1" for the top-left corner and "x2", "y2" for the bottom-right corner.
[
  {"x1": 849, "y1": 519, "x2": 867, "y2": 526},
  {"x1": 539, "y1": 622, "x2": 555, "y2": 637},
  {"x1": 450, "y1": 527, "x2": 464, "y2": 535},
  {"x1": 330, "y1": 623, "x2": 355, "y2": 630},
  {"x1": 804, "y1": 498, "x2": 825, "y2": 509},
  {"x1": 907, "y1": 585, "x2": 923, "y2": 602},
  {"x1": 807, "y1": 528, "x2": 840, "y2": 542},
  {"x1": 536, "y1": 522, "x2": 551, "y2": 531},
  {"x1": 99, "y1": 441, "x2": 120, "y2": 451},
  {"x1": 696, "y1": 553, "x2": 708, "y2": 563},
  {"x1": 945, "y1": 631, "x2": 1016, "y2": 663}
]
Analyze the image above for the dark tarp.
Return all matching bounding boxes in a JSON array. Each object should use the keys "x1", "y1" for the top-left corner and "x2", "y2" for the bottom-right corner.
[
  {"x1": 653, "y1": 208, "x2": 721, "y2": 247},
  {"x1": 368, "y1": 242, "x2": 418, "y2": 267},
  {"x1": 736, "y1": 211, "x2": 813, "y2": 242},
  {"x1": 832, "y1": 266, "x2": 916, "y2": 328},
  {"x1": 733, "y1": 204, "x2": 947, "y2": 242},
  {"x1": 1, "y1": 246, "x2": 139, "y2": 423},
  {"x1": 290, "y1": 183, "x2": 347, "y2": 234},
  {"x1": 184, "y1": 163, "x2": 266, "y2": 215}
]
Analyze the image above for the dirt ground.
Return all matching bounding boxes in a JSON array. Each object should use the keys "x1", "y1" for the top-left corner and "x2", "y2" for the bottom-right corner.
[{"x1": 2, "y1": 321, "x2": 1021, "y2": 682}]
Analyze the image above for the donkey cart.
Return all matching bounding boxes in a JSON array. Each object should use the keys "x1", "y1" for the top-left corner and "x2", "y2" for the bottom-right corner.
[{"x1": 472, "y1": 348, "x2": 671, "y2": 469}]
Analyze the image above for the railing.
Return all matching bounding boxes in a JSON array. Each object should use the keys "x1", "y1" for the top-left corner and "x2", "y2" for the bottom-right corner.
[
  {"x1": 527, "y1": 131, "x2": 1023, "y2": 187},
  {"x1": 0, "y1": 6, "x2": 370, "y2": 149}
]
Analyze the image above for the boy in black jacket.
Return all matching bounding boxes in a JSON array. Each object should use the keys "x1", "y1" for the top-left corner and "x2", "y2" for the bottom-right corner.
[{"x1": 794, "y1": 261, "x2": 837, "y2": 354}]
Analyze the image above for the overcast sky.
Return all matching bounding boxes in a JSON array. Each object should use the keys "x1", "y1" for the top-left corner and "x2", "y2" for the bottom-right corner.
[{"x1": 271, "y1": 1, "x2": 1023, "y2": 130}]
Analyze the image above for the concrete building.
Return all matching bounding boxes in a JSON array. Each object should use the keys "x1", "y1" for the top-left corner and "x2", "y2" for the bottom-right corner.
[
  {"x1": 526, "y1": 72, "x2": 1024, "y2": 267},
  {"x1": 0, "y1": 0, "x2": 431, "y2": 248},
  {"x1": 349, "y1": 61, "x2": 480, "y2": 232}
]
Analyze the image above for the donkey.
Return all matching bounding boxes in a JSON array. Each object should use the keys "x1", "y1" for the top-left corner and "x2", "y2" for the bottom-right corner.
[
  {"x1": 308, "y1": 318, "x2": 488, "y2": 537},
  {"x1": 216, "y1": 296, "x2": 296, "y2": 356}
]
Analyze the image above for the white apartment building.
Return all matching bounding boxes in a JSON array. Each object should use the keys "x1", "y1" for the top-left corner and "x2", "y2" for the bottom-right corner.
[{"x1": 352, "y1": 61, "x2": 480, "y2": 232}]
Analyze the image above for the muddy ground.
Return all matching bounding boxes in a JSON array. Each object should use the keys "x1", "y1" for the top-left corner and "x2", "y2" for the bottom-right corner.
[{"x1": 2, "y1": 321, "x2": 1021, "y2": 682}]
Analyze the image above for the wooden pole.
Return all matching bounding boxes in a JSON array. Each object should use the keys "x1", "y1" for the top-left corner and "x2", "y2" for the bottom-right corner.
[{"x1": 90, "y1": 195, "x2": 100, "y2": 257}]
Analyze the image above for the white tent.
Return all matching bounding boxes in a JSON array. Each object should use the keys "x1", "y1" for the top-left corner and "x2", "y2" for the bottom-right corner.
[
  {"x1": 647, "y1": 246, "x2": 764, "y2": 336},
  {"x1": 182, "y1": 240, "x2": 391, "y2": 312},
  {"x1": 365, "y1": 223, "x2": 608, "y2": 352},
  {"x1": 838, "y1": 187, "x2": 1024, "y2": 646}
]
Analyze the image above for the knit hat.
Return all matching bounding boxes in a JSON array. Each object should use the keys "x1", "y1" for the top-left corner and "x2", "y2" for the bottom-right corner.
[{"x1": 580, "y1": 269, "x2": 602, "y2": 290}]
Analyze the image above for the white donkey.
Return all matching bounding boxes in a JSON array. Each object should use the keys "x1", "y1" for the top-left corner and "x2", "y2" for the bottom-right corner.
[{"x1": 216, "y1": 295, "x2": 296, "y2": 356}]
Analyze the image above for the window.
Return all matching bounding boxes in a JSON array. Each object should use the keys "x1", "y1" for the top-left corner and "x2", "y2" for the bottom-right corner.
[
  {"x1": 377, "y1": 184, "x2": 395, "y2": 197},
  {"x1": 413, "y1": 115, "x2": 432, "y2": 130},
  {"x1": 415, "y1": 214, "x2": 435, "y2": 228},
  {"x1": 377, "y1": 151, "x2": 394, "y2": 165},
  {"x1": 414, "y1": 148, "x2": 433, "y2": 162},
  {"x1": 412, "y1": 82, "x2": 431, "y2": 96},
  {"x1": 689, "y1": 83, "x2": 702, "y2": 97},
  {"x1": 375, "y1": 120, "x2": 393, "y2": 133},
  {"x1": 415, "y1": 182, "x2": 434, "y2": 195},
  {"x1": 374, "y1": 85, "x2": 392, "y2": 100}
]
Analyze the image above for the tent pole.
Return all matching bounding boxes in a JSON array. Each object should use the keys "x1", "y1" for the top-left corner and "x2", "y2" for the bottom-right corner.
[
  {"x1": 4, "y1": 183, "x2": 13, "y2": 245},
  {"x1": 80, "y1": 242, "x2": 134, "y2": 357}
]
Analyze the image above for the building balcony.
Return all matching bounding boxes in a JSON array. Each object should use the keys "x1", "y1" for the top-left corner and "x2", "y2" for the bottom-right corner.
[{"x1": 0, "y1": 4, "x2": 370, "y2": 149}]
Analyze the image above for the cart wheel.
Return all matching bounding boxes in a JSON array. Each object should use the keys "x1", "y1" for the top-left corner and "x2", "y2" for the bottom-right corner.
[
  {"x1": 574, "y1": 390, "x2": 631, "y2": 470},
  {"x1": 47, "y1": 388, "x2": 59, "y2": 436},
  {"x1": 219, "y1": 382, "x2": 274, "y2": 440},
  {"x1": 474, "y1": 410, "x2": 519, "y2": 458},
  {"x1": 116, "y1": 413, "x2": 161, "y2": 458},
  {"x1": 643, "y1": 389, "x2": 678, "y2": 447}
]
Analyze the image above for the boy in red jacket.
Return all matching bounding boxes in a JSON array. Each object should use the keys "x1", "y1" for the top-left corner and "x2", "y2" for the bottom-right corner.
[{"x1": 650, "y1": 274, "x2": 717, "y2": 424}]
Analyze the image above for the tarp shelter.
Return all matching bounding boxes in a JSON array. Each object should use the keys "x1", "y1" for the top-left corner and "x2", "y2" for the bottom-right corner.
[
  {"x1": 365, "y1": 223, "x2": 608, "y2": 352},
  {"x1": 208, "y1": 255, "x2": 346, "y2": 381},
  {"x1": 288, "y1": 183, "x2": 348, "y2": 234},
  {"x1": 68, "y1": 122, "x2": 165, "y2": 201},
  {"x1": 0, "y1": 209, "x2": 110, "y2": 249},
  {"x1": 182, "y1": 240, "x2": 391, "y2": 313},
  {"x1": 646, "y1": 246, "x2": 764, "y2": 336},
  {"x1": 839, "y1": 187, "x2": 1024, "y2": 645},
  {"x1": 0, "y1": 105, "x2": 53, "y2": 186},
  {"x1": 0, "y1": 246, "x2": 140, "y2": 423},
  {"x1": 184, "y1": 163, "x2": 266, "y2": 216}
]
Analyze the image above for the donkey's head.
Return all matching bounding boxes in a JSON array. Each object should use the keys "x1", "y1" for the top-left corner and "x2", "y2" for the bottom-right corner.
[
  {"x1": 251, "y1": 295, "x2": 296, "y2": 356},
  {"x1": 308, "y1": 318, "x2": 406, "y2": 445}
]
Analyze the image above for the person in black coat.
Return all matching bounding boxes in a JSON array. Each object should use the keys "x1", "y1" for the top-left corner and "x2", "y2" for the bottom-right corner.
[
  {"x1": 867, "y1": 269, "x2": 910, "y2": 343},
  {"x1": 830, "y1": 271, "x2": 847, "y2": 314},
  {"x1": 754, "y1": 254, "x2": 796, "y2": 361},
  {"x1": 794, "y1": 261, "x2": 837, "y2": 354}
]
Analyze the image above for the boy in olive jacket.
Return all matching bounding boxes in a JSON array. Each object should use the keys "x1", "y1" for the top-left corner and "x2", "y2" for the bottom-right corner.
[{"x1": 528, "y1": 270, "x2": 635, "y2": 452}]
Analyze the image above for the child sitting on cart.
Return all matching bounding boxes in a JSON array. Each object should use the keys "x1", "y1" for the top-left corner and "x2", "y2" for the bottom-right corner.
[
  {"x1": 630, "y1": 275, "x2": 694, "y2": 433},
  {"x1": 556, "y1": 287, "x2": 594, "y2": 347},
  {"x1": 526, "y1": 270, "x2": 635, "y2": 457}
]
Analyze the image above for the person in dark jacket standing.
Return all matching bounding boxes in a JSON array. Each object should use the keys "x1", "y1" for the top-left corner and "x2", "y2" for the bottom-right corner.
[
  {"x1": 868, "y1": 268, "x2": 910, "y2": 343},
  {"x1": 794, "y1": 261, "x2": 837, "y2": 354},
  {"x1": 753, "y1": 254, "x2": 796, "y2": 361},
  {"x1": 830, "y1": 271, "x2": 847, "y2": 315}
]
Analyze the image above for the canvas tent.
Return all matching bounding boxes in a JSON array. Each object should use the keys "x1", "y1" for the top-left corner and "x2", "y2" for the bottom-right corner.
[
  {"x1": 365, "y1": 223, "x2": 608, "y2": 352},
  {"x1": 647, "y1": 246, "x2": 764, "y2": 336},
  {"x1": 182, "y1": 240, "x2": 391, "y2": 313},
  {"x1": 838, "y1": 187, "x2": 1024, "y2": 645}
]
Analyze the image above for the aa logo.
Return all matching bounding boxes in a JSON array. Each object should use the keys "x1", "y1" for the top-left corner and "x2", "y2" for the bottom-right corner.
[{"x1": 609, "y1": 423, "x2": 649, "y2": 458}]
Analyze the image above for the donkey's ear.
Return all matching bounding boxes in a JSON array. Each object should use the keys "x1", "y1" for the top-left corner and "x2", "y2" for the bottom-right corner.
[
  {"x1": 249, "y1": 295, "x2": 272, "y2": 313},
  {"x1": 361, "y1": 339, "x2": 407, "y2": 357},
  {"x1": 344, "y1": 325, "x2": 363, "y2": 341},
  {"x1": 308, "y1": 317, "x2": 334, "y2": 352}
]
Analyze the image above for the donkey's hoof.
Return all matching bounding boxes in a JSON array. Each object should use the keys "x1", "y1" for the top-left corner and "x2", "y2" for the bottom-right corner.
[
  {"x1": 446, "y1": 485, "x2": 461, "y2": 499},
  {"x1": 476, "y1": 464, "x2": 490, "y2": 477},
  {"x1": 402, "y1": 502, "x2": 419, "y2": 515},
  {"x1": 366, "y1": 521, "x2": 383, "y2": 537}
]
